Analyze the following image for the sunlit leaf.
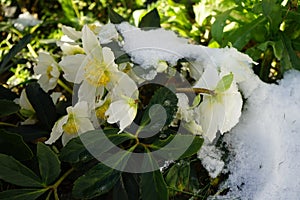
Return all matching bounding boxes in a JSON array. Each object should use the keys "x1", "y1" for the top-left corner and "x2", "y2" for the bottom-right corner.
[{"x1": 0, "y1": 35, "x2": 32, "y2": 75}]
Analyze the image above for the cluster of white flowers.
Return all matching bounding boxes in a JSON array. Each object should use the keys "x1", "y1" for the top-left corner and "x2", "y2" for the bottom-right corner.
[{"x1": 27, "y1": 22, "x2": 256, "y2": 145}]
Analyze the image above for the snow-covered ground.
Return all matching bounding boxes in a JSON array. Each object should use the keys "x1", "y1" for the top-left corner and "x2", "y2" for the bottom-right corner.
[{"x1": 217, "y1": 70, "x2": 300, "y2": 200}]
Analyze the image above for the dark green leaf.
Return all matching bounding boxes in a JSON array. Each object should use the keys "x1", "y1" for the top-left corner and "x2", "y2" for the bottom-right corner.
[
  {"x1": 139, "y1": 86, "x2": 178, "y2": 137},
  {"x1": 0, "y1": 153, "x2": 43, "y2": 187},
  {"x1": 139, "y1": 8, "x2": 161, "y2": 28},
  {"x1": 165, "y1": 161, "x2": 190, "y2": 196},
  {"x1": 211, "y1": 9, "x2": 232, "y2": 44},
  {"x1": 0, "y1": 99, "x2": 20, "y2": 117},
  {"x1": 262, "y1": 0, "x2": 282, "y2": 33},
  {"x1": 37, "y1": 142, "x2": 61, "y2": 185},
  {"x1": 0, "y1": 34, "x2": 32, "y2": 75},
  {"x1": 0, "y1": 86, "x2": 17, "y2": 100},
  {"x1": 279, "y1": 32, "x2": 300, "y2": 71},
  {"x1": 141, "y1": 170, "x2": 168, "y2": 200},
  {"x1": 60, "y1": 129, "x2": 134, "y2": 163},
  {"x1": 179, "y1": 135, "x2": 204, "y2": 159},
  {"x1": 149, "y1": 135, "x2": 203, "y2": 160},
  {"x1": 108, "y1": 7, "x2": 125, "y2": 24},
  {"x1": 0, "y1": 129, "x2": 33, "y2": 161},
  {"x1": 26, "y1": 82, "x2": 57, "y2": 130},
  {"x1": 113, "y1": 173, "x2": 140, "y2": 200},
  {"x1": 0, "y1": 188, "x2": 47, "y2": 200},
  {"x1": 72, "y1": 163, "x2": 121, "y2": 199},
  {"x1": 5, "y1": 125, "x2": 49, "y2": 142},
  {"x1": 224, "y1": 16, "x2": 267, "y2": 50}
]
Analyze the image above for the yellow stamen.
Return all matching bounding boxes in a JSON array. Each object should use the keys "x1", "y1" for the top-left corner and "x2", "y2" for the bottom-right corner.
[
  {"x1": 84, "y1": 60, "x2": 110, "y2": 87},
  {"x1": 62, "y1": 114, "x2": 79, "y2": 135},
  {"x1": 46, "y1": 66, "x2": 53, "y2": 79},
  {"x1": 95, "y1": 100, "x2": 111, "y2": 119}
]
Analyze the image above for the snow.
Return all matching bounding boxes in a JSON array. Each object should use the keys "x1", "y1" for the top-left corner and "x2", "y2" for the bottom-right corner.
[
  {"x1": 115, "y1": 22, "x2": 300, "y2": 199},
  {"x1": 217, "y1": 70, "x2": 300, "y2": 200}
]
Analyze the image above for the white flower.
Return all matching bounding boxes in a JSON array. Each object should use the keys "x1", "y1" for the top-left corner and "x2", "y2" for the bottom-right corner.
[
  {"x1": 14, "y1": 89, "x2": 37, "y2": 125},
  {"x1": 45, "y1": 101, "x2": 94, "y2": 146},
  {"x1": 194, "y1": 67, "x2": 242, "y2": 142},
  {"x1": 176, "y1": 93, "x2": 203, "y2": 135},
  {"x1": 105, "y1": 74, "x2": 139, "y2": 132},
  {"x1": 13, "y1": 12, "x2": 42, "y2": 31},
  {"x1": 59, "y1": 25, "x2": 122, "y2": 105},
  {"x1": 34, "y1": 52, "x2": 60, "y2": 92}
]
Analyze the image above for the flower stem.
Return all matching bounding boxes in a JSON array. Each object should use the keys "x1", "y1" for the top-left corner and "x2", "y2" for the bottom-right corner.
[
  {"x1": 47, "y1": 167, "x2": 75, "y2": 200},
  {"x1": 0, "y1": 122, "x2": 17, "y2": 127},
  {"x1": 167, "y1": 186, "x2": 205, "y2": 198},
  {"x1": 57, "y1": 79, "x2": 73, "y2": 94},
  {"x1": 176, "y1": 87, "x2": 215, "y2": 95}
]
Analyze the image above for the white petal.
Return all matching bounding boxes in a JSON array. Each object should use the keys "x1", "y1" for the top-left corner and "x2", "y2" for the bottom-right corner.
[
  {"x1": 82, "y1": 25, "x2": 103, "y2": 62},
  {"x1": 61, "y1": 133, "x2": 77, "y2": 146},
  {"x1": 199, "y1": 97, "x2": 225, "y2": 142},
  {"x1": 78, "y1": 81, "x2": 104, "y2": 107},
  {"x1": 77, "y1": 117, "x2": 94, "y2": 133},
  {"x1": 62, "y1": 25, "x2": 82, "y2": 41},
  {"x1": 34, "y1": 52, "x2": 56, "y2": 74},
  {"x1": 106, "y1": 100, "x2": 136, "y2": 131},
  {"x1": 110, "y1": 72, "x2": 138, "y2": 99},
  {"x1": 73, "y1": 101, "x2": 91, "y2": 118},
  {"x1": 219, "y1": 83, "x2": 243, "y2": 133},
  {"x1": 59, "y1": 54, "x2": 85, "y2": 83},
  {"x1": 19, "y1": 90, "x2": 34, "y2": 111},
  {"x1": 45, "y1": 116, "x2": 68, "y2": 144}
]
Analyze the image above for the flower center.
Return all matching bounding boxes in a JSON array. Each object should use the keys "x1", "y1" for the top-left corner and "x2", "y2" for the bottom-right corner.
[
  {"x1": 62, "y1": 114, "x2": 79, "y2": 135},
  {"x1": 95, "y1": 100, "x2": 111, "y2": 120},
  {"x1": 84, "y1": 60, "x2": 110, "y2": 87},
  {"x1": 46, "y1": 65, "x2": 53, "y2": 79}
]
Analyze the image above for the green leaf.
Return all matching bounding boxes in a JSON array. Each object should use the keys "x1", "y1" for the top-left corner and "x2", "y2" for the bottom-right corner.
[
  {"x1": 0, "y1": 34, "x2": 32, "y2": 75},
  {"x1": 0, "y1": 188, "x2": 47, "y2": 200},
  {"x1": 113, "y1": 173, "x2": 140, "y2": 200},
  {"x1": 279, "y1": 32, "x2": 300, "y2": 71},
  {"x1": 139, "y1": 8, "x2": 161, "y2": 28},
  {"x1": 139, "y1": 86, "x2": 178, "y2": 136},
  {"x1": 0, "y1": 153, "x2": 43, "y2": 187},
  {"x1": 165, "y1": 161, "x2": 190, "y2": 196},
  {"x1": 108, "y1": 7, "x2": 125, "y2": 24},
  {"x1": 262, "y1": 0, "x2": 282, "y2": 33},
  {"x1": 37, "y1": 143, "x2": 61, "y2": 185},
  {"x1": 224, "y1": 16, "x2": 267, "y2": 50},
  {"x1": 60, "y1": 129, "x2": 134, "y2": 163},
  {"x1": 0, "y1": 86, "x2": 17, "y2": 100},
  {"x1": 149, "y1": 134, "x2": 203, "y2": 160},
  {"x1": 179, "y1": 135, "x2": 204, "y2": 159},
  {"x1": 6, "y1": 125, "x2": 49, "y2": 142},
  {"x1": 26, "y1": 82, "x2": 57, "y2": 130},
  {"x1": 57, "y1": 0, "x2": 77, "y2": 24},
  {"x1": 72, "y1": 163, "x2": 121, "y2": 199},
  {"x1": 0, "y1": 129, "x2": 33, "y2": 161},
  {"x1": 141, "y1": 170, "x2": 168, "y2": 200},
  {"x1": 0, "y1": 99, "x2": 20, "y2": 117},
  {"x1": 211, "y1": 9, "x2": 232, "y2": 44},
  {"x1": 215, "y1": 73, "x2": 234, "y2": 93}
]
